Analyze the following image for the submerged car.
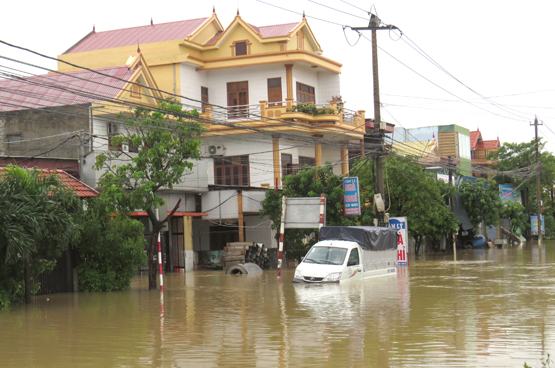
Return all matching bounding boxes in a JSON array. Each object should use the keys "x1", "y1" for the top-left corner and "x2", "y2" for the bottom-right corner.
[{"x1": 293, "y1": 226, "x2": 398, "y2": 283}]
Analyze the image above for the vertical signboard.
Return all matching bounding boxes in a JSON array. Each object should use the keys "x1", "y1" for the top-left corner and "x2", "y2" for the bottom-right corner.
[
  {"x1": 530, "y1": 214, "x2": 545, "y2": 236},
  {"x1": 389, "y1": 217, "x2": 408, "y2": 265},
  {"x1": 343, "y1": 177, "x2": 361, "y2": 216}
]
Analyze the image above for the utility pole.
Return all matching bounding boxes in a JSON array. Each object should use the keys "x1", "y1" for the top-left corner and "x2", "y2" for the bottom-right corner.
[
  {"x1": 448, "y1": 156, "x2": 457, "y2": 261},
  {"x1": 532, "y1": 116, "x2": 543, "y2": 245},
  {"x1": 352, "y1": 14, "x2": 398, "y2": 226}
]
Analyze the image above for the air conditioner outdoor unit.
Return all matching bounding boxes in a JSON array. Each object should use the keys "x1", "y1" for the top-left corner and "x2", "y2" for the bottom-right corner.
[
  {"x1": 121, "y1": 144, "x2": 129, "y2": 153},
  {"x1": 207, "y1": 144, "x2": 225, "y2": 156}
]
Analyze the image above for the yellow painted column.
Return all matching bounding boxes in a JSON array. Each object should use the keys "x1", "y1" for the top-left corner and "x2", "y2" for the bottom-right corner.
[
  {"x1": 314, "y1": 136, "x2": 323, "y2": 167},
  {"x1": 285, "y1": 64, "x2": 293, "y2": 101},
  {"x1": 183, "y1": 216, "x2": 194, "y2": 272},
  {"x1": 341, "y1": 144, "x2": 349, "y2": 176},
  {"x1": 272, "y1": 135, "x2": 281, "y2": 189}
]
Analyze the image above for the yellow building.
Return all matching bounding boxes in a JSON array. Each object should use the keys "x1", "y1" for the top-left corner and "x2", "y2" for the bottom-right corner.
[{"x1": 59, "y1": 11, "x2": 366, "y2": 269}]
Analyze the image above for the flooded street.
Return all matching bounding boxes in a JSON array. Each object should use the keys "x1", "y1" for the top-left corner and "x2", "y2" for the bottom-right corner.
[{"x1": 2, "y1": 244, "x2": 555, "y2": 367}]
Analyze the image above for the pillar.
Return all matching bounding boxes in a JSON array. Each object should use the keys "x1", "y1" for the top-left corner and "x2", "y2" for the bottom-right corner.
[
  {"x1": 237, "y1": 190, "x2": 245, "y2": 242},
  {"x1": 314, "y1": 136, "x2": 323, "y2": 167},
  {"x1": 285, "y1": 64, "x2": 293, "y2": 101},
  {"x1": 272, "y1": 135, "x2": 281, "y2": 189},
  {"x1": 341, "y1": 144, "x2": 349, "y2": 176},
  {"x1": 183, "y1": 216, "x2": 194, "y2": 272}
]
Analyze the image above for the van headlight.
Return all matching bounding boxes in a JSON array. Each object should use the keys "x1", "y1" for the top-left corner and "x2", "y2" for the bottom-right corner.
[
  {"x1": 294, "y1": 269, "x2": 302, "y2": 279},
  {"x1": 323, "y1": 272, "x2": 342, "y2": 282}
]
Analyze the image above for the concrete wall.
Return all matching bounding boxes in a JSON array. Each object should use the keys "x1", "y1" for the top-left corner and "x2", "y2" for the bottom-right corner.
[
  {"x1": 180, "y1": 63, "x2": 207, "y2": 110},
  {"x1": 0, "y1": 104, "x2": 90, "y2": 159},
  {"x1": 245, "y1": 215, "x2": 276, "y2": 249}
]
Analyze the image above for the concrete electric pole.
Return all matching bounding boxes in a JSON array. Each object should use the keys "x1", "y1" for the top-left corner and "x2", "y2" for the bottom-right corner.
[
  {"x1": 352, "y1": 14, "x2": 398, "y2": 226},
  {"x1": 532, "y1": 116, "x2": 543, "y2": 245}
]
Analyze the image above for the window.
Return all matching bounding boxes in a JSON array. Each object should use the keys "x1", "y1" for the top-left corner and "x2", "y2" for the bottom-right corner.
[
  {"x1": 107, "y1": 122, "x2": 119, "y2": 151},
  {"x1": 201, "y1": 86, "x2": 209, "y2": 112},
  {"x1": 347, "y1": 248, "x2": 360, "y2": 266},
  {"x1": 267, "y1": 77, "x2": 283, "y2": 106},
  {"x1": 227, "y1": 81, "x2": 249, "y2": 118},
  {"x1": 296, "y1": 82, "x2": 315, "y2": 104},
  {"x1": 234, "y1": 41, "x2": 248, "y2": 56},
  {"x1": 281, "y1": 153, "x2": 294, "y2": 177},
  {"x1": 130, "y1": 84, "x2": 141, "y2": 98},
  {"x1": 304, "y1": 246, "x2": 348, "y2": 266},
  {"x1": 299, "y1": 156, "x2": 315, "y2": 169},
  {"x1": 214, "y1": 155, "x2": 250, "y2": 186}
]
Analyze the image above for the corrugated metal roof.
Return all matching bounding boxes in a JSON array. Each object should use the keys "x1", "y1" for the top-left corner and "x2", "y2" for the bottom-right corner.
[
  {"x1": 0, "y1": 168, "x2": 98, "y2": 198},
  {"x1": 0, "y1": 66, "x2": 132, "y2": 112},
  {"x1": 66, "y1": 18, "x2": 208, "y2": 53},
  {"x1": 253, "y1": 22, "x2": 299, "y2": 37}
]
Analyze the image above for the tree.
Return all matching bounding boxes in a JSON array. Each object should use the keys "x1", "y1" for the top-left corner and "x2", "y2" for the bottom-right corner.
[
  {"x1": 75, "y1": 197, "x2": 146, "y2": 292},
  {"x1": 95, "y1": 101, "x2": 202, "y2": 289},
  {"x1": 459, "y1": 179, "x2": 501, "y2": 230},
  {"x1": 0, "y1": 166, "x2": 77, "y2": 306},
  {"x1": 381, "y1": 155, "x2": 458, "y2": 254}
]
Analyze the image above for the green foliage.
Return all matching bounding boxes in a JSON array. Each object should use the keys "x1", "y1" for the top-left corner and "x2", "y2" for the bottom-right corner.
[
  {"x1": 500, "y1": 201, "x2": 528, "y2": 236},
  {"x1": 261, "y1": 166, "x2": 356, "y2": 260},
  {"x1": 290, "y1": 103, "x2": 336, "y2": 115},
  {"x1": 0, "y1": 165, "x2": 78, "y2": 308},
  {"x1": 95, "y1": 100, "x2": 202, "y2": 289},
  {"x1": 383, "y1": 155, "x2": 458, "y2": 252},
  {"x1": 459, "y1": 179, "x2": 501, "y2": 228},
  {"x1": 75, "y1": 198, "x2": 146, "y2": 292}
]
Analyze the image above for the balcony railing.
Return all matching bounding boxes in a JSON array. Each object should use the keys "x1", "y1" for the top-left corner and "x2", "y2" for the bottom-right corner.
[{"x1": 200, "y1": 99, "x2": 366, "y2": 134}]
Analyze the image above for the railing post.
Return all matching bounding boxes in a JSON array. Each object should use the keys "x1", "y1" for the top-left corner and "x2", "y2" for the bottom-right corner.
[
  {"x1": 286, "y1": 98, "x2": 294, "y2": 111},
  {"x1": 357, "y1": 110, "x2": 366, "y2": 132},
  {"x1": 259, "y1": 100, "x2": 268, "y2": 118}
]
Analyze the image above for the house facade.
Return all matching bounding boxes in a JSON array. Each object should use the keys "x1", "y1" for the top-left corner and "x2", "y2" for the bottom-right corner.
[
  {"x1": 1, "y1": 11, "x2": 365, "y2": 271},
  {"x1": 470, "y1": 129, "x2": 500, "y2": 177}
]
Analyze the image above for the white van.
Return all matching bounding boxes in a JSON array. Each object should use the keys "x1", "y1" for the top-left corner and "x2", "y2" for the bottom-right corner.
[{"x1": 293, "y1": 226, "x2": 397, "y2": 284}]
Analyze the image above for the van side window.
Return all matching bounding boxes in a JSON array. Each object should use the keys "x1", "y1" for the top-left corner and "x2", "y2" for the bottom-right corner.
[{"x1": 347, "y1": 248, "x2": 360, "y2": 266}]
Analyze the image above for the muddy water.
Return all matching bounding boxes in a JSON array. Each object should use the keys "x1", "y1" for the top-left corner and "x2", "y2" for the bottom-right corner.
[{"x1": 2, "y1": 244, "x2": 555, "y2": 367}]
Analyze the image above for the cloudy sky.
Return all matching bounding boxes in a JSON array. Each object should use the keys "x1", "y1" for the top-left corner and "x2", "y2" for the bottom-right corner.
[{"x1": 1, "y1": 0, "x2": 554, "y2": 150}]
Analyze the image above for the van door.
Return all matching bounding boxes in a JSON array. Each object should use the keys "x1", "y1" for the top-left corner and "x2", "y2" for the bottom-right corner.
[{"x1": 345, "y1": 247, "x2": 362, "y2": 280}]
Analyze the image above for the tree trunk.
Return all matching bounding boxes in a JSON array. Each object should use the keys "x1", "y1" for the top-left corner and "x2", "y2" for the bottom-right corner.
[
  {"x1": 415, "y1": 235, "x2": 421, "y2": 257},
  {"x1": 148, "y1": 232, "x2": 157, "y2": 290},
  {"x1": 24, "y1": 258, "x2": 31, "y2": 304}
]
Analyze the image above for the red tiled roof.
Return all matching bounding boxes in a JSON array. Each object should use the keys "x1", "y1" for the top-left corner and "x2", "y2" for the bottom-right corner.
[
  {"x1": 0, "y1": 66, "x2": 132, "y2": 112},
  {"x1": 66, "y1": 18, "x2": 208, "y2": 53},
  {"x1": 481, "y1": 139, "x2": 500, "y2": 150},
  {"x1": 470, "y1": 130, "x2": 481, "y2": 150},
  {"x1": 0, "y1": 168, "x2": 98, "y2": 198}
]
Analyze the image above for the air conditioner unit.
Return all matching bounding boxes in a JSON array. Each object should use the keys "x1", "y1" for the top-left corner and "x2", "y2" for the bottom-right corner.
[
  {"x1": 121, "y1": 144, "x2": 129, "y2": 153},
  {"x1": 207, "y1": 144, "x2": 225, "y2": 156}
]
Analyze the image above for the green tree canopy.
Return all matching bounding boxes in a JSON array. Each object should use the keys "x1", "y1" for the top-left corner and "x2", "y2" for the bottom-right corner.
[
  {"x1": 95, "y1": 101, "x2": 202, "y2": 289},
  {"x1": 459, "y1": 179, "x2": 501, "y2": 229}
]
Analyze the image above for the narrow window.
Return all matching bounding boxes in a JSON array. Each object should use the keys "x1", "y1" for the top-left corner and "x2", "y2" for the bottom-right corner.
[
  {"x1": 201, "y1": 86, "x2": 209, "y2": 112},
  {"x1": 281, "y1": 153, "x2": 292, "y2": 177},
  {"x1": 296, "y1": 82, "x2": 315, "y2": 104},
  {"x1": 267, "y1": 77, "x2": 282, "y2": 106},
  {"x1": 234, "y1": 41, "x2": 248, "y2": 56}
]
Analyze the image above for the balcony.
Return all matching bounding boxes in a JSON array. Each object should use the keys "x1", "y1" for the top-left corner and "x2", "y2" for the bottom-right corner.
[{"x1": 200, "y1": 99, "x2": 366, "y2": 138}]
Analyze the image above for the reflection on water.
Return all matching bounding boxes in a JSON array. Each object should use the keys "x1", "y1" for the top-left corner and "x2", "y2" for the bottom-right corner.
[{"x1": 2, "y1": 244, "x2": 555, "y2": 367}]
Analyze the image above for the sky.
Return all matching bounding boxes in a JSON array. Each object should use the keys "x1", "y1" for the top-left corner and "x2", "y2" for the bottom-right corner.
[{"x1": 1, "y1": 0, "x2": 554, "y2": 151}]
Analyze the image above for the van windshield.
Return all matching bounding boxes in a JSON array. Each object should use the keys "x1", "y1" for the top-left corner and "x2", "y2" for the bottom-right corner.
[{"x1": 303, "y1": 246, "x2": 348, "y2": 266}]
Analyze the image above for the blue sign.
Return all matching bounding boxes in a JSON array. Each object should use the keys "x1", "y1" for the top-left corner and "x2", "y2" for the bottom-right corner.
[
  {"x1": 343, "y1": 177, "x2": 361, "y2": 216},
  {"x1": 499, "y1": 184, "x2": 521, "y2": 203},
  {"x1": 531, "y1": 215, "x2": 545, "y2": 236}
]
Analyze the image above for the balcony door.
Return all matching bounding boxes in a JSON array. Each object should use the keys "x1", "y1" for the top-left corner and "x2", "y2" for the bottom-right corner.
[{"x1": 227, "y1": 81, "x2": 249, "y2": 119}]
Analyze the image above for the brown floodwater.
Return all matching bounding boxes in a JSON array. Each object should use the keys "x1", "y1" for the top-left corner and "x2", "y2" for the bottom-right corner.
[{"x1": 2, "y1": 243, "x2": 555, "y2": 367}]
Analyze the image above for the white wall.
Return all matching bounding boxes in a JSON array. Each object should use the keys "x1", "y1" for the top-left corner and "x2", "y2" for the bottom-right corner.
[
  {"x1": 245, "y1": 215, "x2": 277, "y2": 249},
  {"x1": 317, "y1": 72, "x2": 341, "y2": 103},
  {"x1": 203, "y1": 64, "x2": 287, "y2": 109},
  {"x1": 180, "y1": 63, "x2": 207, "y2": 110},
  {"x1": 322, "y1": 144, "x2": 342, "y2": 176}
]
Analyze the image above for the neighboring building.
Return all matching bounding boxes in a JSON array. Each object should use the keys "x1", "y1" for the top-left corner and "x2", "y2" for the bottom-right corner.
[
  {"x1": 470, "y1": 129, "x2": 500, "y2": 177},
  {"x1": 1, "y1": 11, "x2": 366, "y2": 271},
  {"x1": 393, "y1": 124, "x2": 472, "y2": 176}
]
